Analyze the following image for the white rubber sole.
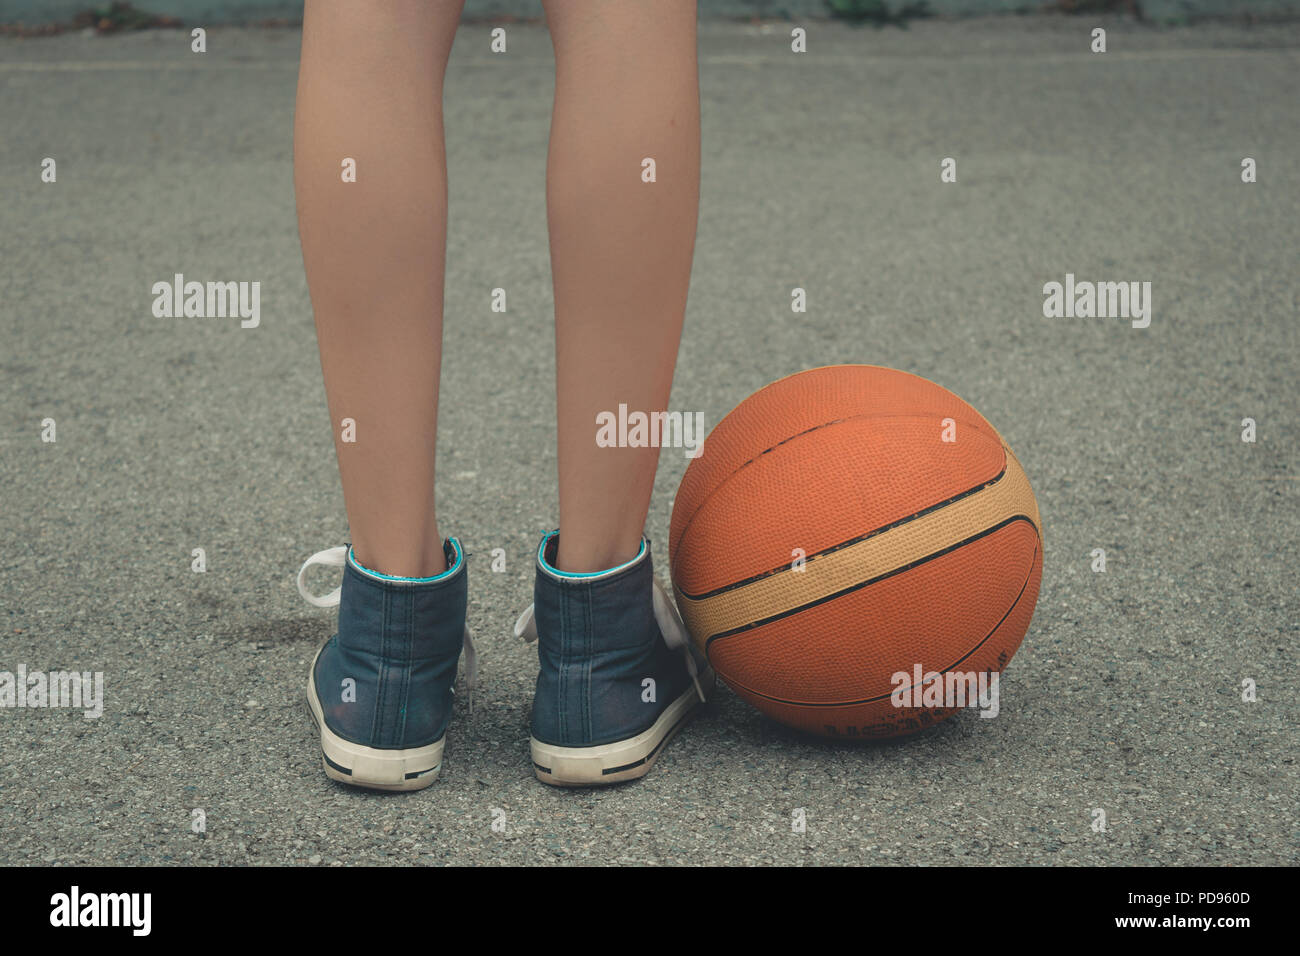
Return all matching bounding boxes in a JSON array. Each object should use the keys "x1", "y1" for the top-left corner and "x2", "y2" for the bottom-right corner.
[
  {"x1": 530, "y1": 667, "x2": 715, "y2": 787},
  {"x1": 305, "y1": 648, "x2": 445, "y2": 792}
]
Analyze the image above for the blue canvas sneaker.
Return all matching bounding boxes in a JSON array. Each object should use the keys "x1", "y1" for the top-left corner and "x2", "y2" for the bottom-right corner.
[
  {"x1": 296, "y1": 538, "x2": 475, "y2": 791},
  {"x1": 514, "y1": 531, "x2": 713, "y2": 786}
]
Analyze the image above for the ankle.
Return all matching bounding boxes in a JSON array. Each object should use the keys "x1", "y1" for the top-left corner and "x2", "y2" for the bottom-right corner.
[
  {"x1": 349, "y1": 539, "x2": 453, "y2": 581},
  {"x1": 552, "y1": 535, "x2": 644, "y2": 575}
]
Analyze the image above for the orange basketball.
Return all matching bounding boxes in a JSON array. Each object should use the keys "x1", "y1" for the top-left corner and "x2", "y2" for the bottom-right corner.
[{"x1": 668, "y1": 365, "x2": 1043, "y2": 739}]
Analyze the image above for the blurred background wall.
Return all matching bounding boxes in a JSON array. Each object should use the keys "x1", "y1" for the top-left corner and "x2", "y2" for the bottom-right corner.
[{"x1": 1, "y1": 0, "x2": 1297, "y2": 28}]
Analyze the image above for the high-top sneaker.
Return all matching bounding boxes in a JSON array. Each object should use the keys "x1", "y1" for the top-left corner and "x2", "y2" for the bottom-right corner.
[
  {"x1": 297, "y1": 538, "x2": 474, "y2": 791},
  {"x1": 514, "y1": 531, "x2": 712, "y2": 786}
]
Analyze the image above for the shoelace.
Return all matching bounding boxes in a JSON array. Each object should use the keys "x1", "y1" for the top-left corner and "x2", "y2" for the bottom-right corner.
[
  {"x1": 296, "y1": 546, "x2": 478, "y2": 713},
  {"x1": 513, "y1": 577, "x2": 707, "y2": 704}
]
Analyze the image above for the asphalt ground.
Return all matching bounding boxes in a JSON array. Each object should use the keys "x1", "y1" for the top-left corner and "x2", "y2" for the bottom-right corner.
[{"x1": 1, "y1": 16, "x2": 1297, "y2": 865}]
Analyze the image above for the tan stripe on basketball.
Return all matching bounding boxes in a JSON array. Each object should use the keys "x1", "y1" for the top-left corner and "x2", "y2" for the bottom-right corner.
[{"x1": 675, "y1": 442, "x2": 1040, "y2": 646}]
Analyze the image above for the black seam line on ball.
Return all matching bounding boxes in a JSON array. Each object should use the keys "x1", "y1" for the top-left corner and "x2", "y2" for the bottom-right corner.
[
  {"x1": 703, "y1": 514, "x2": 1040, "y2": 656},
  {"x1": 712, "y1": 533, "x2": 1039, "y2": 708},
  {"x1": 707, "y1": 530, "x2": 1040, "y2": 712},
  {"x1": 702, "y1": 411, "x2": 1002, "y2": 498},
  {"x1": 677, "y1": 465, "x2": 1009, "y2": 601}
]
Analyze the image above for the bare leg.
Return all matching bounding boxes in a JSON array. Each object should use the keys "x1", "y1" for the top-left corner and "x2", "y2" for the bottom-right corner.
[
  {"x1": 542, "y1": 0, "x2": 702, "y2": 573},
  {"x1": 294, "y1": 0, "x2": 464, "y2": 577}
]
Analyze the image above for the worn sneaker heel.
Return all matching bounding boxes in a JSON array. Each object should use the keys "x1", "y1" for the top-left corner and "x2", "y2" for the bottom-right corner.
[
  {"x1": 297, "y1": 538, "x2": 475, "y2": 792},
  {"x1": 515, "y1": 532, "x2": 712, "y2": 787}
]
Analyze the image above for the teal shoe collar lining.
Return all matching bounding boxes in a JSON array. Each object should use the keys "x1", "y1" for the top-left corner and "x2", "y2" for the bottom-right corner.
[
  {"x1": 537, "y1": 530, "x2": 646, "y2": 581},
  {"x1": 348, "y1": 538, "x2": 463, "y2": 584}
]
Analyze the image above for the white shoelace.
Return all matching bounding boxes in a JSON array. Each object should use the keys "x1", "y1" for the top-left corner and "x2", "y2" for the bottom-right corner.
[
  {"x1": 513, "y1": 577, "x2": 707, "y2": 704},
  {"x1": 296, "y1": 545, "x2": 478, "y2": 712}
]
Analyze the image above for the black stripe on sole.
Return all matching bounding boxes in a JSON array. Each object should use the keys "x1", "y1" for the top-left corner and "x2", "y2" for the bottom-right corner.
[
  {"x1": 601, "y1": 707, "x2": 695, "y2": 775},
  {"x1": 323, "y1": 753, "x2": 353, "y2": 776},
  {"x1": 308, "y1": 690, "x2": 438, "y2": 782},
  {"x1": 533, "y1": 701, "x2": 700, "y2": 780}
]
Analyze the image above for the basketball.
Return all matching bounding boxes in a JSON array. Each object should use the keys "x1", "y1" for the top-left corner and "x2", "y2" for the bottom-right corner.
[{"x1": 668, "y1": 365, "x2": 1043, "y2": 739}]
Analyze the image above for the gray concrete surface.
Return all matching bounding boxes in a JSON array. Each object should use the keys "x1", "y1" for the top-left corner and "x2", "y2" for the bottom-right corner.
[{"x1": 1, "y1": 18, "x2": 1296, "y2": 866}]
